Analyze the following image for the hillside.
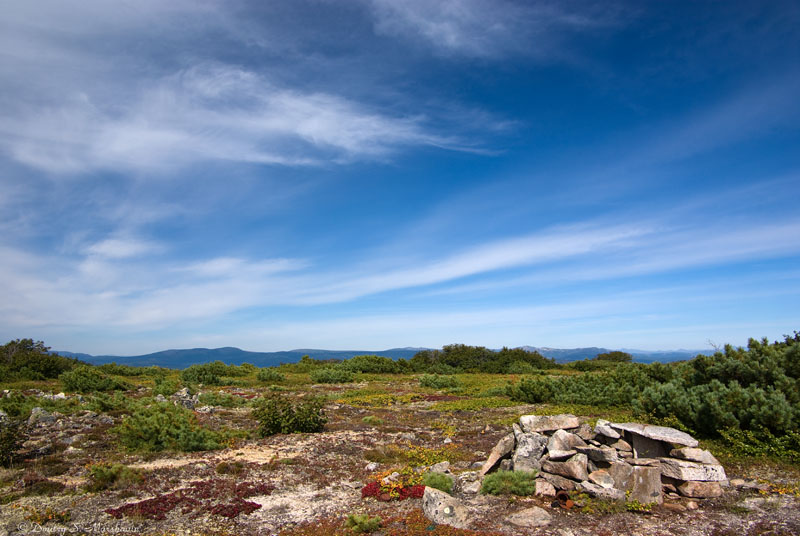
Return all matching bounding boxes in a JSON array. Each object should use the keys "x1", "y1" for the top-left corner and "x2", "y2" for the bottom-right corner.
[{"x1": 53, "y1": 346, "x2": 709, "y2": 369}]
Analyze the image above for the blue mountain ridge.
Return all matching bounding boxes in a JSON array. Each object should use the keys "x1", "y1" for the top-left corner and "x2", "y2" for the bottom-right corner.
[{"x1": 53, "y1": 346, "x2": 709, "y2": 369}]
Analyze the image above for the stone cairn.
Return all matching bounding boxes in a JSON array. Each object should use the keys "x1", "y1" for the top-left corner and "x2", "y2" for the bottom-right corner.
[{"x1": 480, "y1": 414, "x2": 727, "y2": 504}]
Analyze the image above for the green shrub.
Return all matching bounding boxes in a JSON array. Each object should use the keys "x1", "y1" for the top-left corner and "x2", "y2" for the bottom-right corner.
[
  {"x1": 361, "y1": 415, "x2": 384, "y2": 426},
  {"x1": 152, "y1": 377, "x2": 180, "y2": 397},
  {"x1": 0, "y1": 339, "x2": 82, "y2": 381},
  {"x1": 198, "y1": 392, "x2": 247, "y2": 408},
  {"x1": 60, "y1": 366, "x2": 130, "y2": 393},
  {"x1": 422, "y1": 471, "x2": 453, "y2": 493},
  {"x1": 86, "y1": 392, "x2": 132, "y2": 413},
  {"x1": 419, "y1": 374, "x2": 461, "y2": 390},
  {"x1": 256, "y1": 368, "x2": 286, "y2": 383},
  {"x1": 310, "y1": 366, "x2": 354, "y2": 384},
  {"x1": 719, "y1": 426, "x2": 800, "y2": 461},
  {"x1": 252, "y1": 395, "x2": 327, "y2": 436},
  {"x1": 85, "y1": 463, "x2": 143, "y2": 492},
  {"x1": 344, "y1": 513, "x2": 382, "y2": 534},
  {"x1": 181, "y1": 363, "x2": 223, "y2": 385},
  {"x1": 114, "y1": 402, "x2": 222, "y2": 452},
  {"x1": 480, "y1": 470, "x2": 537, "y2": 496},
  {"x1": 97, "y1": 363, "x2": 146, "y2": 376},
  {"x1": 0, "y1": 419, "x2": 24, "y2": 467},
  {"x1": 340, "y1": 355, "x2": 401, "y2": 374}
]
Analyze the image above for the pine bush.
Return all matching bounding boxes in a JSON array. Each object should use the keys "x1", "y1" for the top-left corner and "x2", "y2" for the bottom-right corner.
[
  {"x1": 480, "y1": 470, "x2": 537, "y2": 496},
  {"x1": 114, "y1": 402, "x2": 222, "y2": 452},
  {"x1": 422, "y1": 471, "x2": 453, "y2": 493},
  {"x1": 419, "y1": 374, "x2": 461, "y2": 389},
  {"x1": 252, "y1": 395, "x2": 326, "y2": 436},
  {"x1": 256, "y1": 368, "x2": 286, "y2": 383},
  {"x1": 60, "y1": 365, "x2": 130, "y2": 393},
  {"x1": 0, "y1": 419, "x2": 24, "y2": 467},
  {"x1": 309, "y1": 366, "x2": 354, "y2": 384}
]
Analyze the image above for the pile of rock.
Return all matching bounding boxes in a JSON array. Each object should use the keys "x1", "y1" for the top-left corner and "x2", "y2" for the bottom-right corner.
[{"x1": 480, "y1": 414, "x2": 727, "y2": 504}]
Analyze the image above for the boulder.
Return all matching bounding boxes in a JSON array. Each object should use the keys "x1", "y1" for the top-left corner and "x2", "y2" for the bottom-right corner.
[
  {"x1": 479, "y1": 433, "x2": 515, "y2": 476},
  {"x1": 669, "y1": 448, "x2": 720, "y2": 465},
  {"x1": 580, "y1": 481, "x2": 625, "y2": 501},
  {"x1": 547, "y1": 449, "x2": 576, "y2": 461},
  {"x1": 628, "y1": 458, "x2": 661, "y2": 467},
  {"x1": 28, "y1": 407, "x2": 56, "y2": 425},
  {"x1": 519, "y1": 414, "x2": 579, "y2": 433},
  {"x1": 547, "y1": 429, "x2": 587, "y2": 452},
  {"x1": 541, "y1": 453, "x2": 588, "y2": 482},
  {"x1": 575, "y1": 423, "x2": 595, "y2": 441},
  {"x1": 588, "y1": 469, "x2": 615, "y2": 489},
  {"x1": 535, "y1": 479, "x2": 557, "y2": 497},
  {"x1": 610, "y1": 438, "x2": 632, "y2": 451},
  {"x1": 576, "y1": 445, "x2": 619, "y2": 463},
  {"x1": 594, "y1": 419, "x2": 620, "y2": 439},
  {"x1": 0, "y1": 409, "x2": 8, "y2": 425},
  {"x1": 658, "y1": 458, "x2": 727, "y2": 482},
  {"x1": 610, "y1": 422, "x2": 698, "y2": 447},
  {"x1": 677, "y1": 481, "x2": 723, "y2": 498},
  {"x1": 512, "y1": 432, "x2": 547, "y2": 472},
  {"x1": 540, "y1": 472, "x2": 578, "y2": 491},
  {"x1": 422, "y1": 487, "x2": 471, "y2": 529},
  {"x1": 430, "y1": 461, "x2": 451, "y2": 473},
  {"x1": 608, "y1": 462, "x2": 634, "y2": 491},
  {"x1": 505, "y1": 506, "x2": 552, "y2": 528},
  {"x1": 629, "y1": 466, "x2": 663, "y2": 505}
]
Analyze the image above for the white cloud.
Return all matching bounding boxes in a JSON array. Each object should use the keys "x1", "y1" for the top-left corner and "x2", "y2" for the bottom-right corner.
[
  {"x1": 0, "y1": 64, "x2": 478, "y2": 174},
  {"x1": 86, "y1": 237, "x2": 162, "y2": 260},
  {"x1": 368, "y1": 0, "x2": 617, "y2": 58}
]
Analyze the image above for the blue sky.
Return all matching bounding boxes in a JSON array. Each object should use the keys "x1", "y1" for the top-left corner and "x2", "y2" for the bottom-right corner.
[{"x1": 1, "y1": 0, "x2": 799, "y2": 355}]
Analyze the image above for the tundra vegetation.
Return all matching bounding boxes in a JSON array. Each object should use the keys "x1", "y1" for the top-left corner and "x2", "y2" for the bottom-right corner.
[{"x1": 0, "y1": 333, "x2": 798, "y2": 535}]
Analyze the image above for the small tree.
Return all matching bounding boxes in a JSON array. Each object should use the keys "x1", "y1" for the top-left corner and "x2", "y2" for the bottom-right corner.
[{"x1": 594, "y1": 351, "x2": 633, "y2": 363}]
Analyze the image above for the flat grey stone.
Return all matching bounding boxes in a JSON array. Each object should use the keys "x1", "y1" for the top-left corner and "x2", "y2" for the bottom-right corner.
[
  {"x1": 594, "y1": 419, "x2": 620, "y2": 439},
  {"x1": 430, "y1": 461, "x2": 451, "y2": 473},
  {"x1": 576, "y1": 445, "x2": 619, "y2": 463},
  {"x1": 659, "y1": 458, "x2": 727, "y2": 482},
  {"x1": 575, "y1": 423, "x2": 595, "y2": 441},
  {"x1": 542, "y1": 453, "x2": 588, "y2": 482},
  {"x1": 608, "y1": 462, "x2": 634, "y2": 491},
  {"x1": 548, "y1": 429, "x2": 587, "y2": 452},
  {"x1": 506, "y1": 506, "x2": 552, "y2": 528},
  {"x1": 610, "y1": 422, "x2": 698, "y2": 447},
  {"x1": 669, "y1": 447, "x2": 720, "y2": 465},
  {"x1": 610, "y1": 438, "x2": 632, "y2": 451},
  {"x1": 588, "y1": 469, "x2": 615, "y2": 489},
  {"x1": 547, "y1": 449, "x2": 577, "y2": 461},
  {"x1": 628, "y1": 458, "x2": 661, "y2": 467},
  {"x1": 512, "y1": 432, "x2": 547, "y2": 472},
  {"x1": 479, "y1": 433, "x2": 515, "y2": 476},
  {"x1": 535, "y1": 479, "x2": 557, "y2": 497},
  {"x1": 520, "y1": 414, "x2": 579, "y2": 433},
  {"x1": 629, "y1": 466, "x2": 663, "y2": 505},
  {"x1": 540, "y1": 471, "x2": 578, "y2": 491},
  {"x1": 580, "y1": 481, "x2": 626, "y2": 501},
  {"x1": 677, "y1": 480, "x2": 723, "y2": 498},
  {"x1": 422, "y1": 487, "x2": 471, "y2": 529}
]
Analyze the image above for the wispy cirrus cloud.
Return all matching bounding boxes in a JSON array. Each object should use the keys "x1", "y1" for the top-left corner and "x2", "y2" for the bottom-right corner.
[
  {"x1": 368, "y1": 0, "x2": 621, "y2": 59},
  {"x1": 3, "y1": 215, "x2": 800, "y2": 336},
  {"x1": 1, "y1": 64, "x2": 482, "y2": 175}
]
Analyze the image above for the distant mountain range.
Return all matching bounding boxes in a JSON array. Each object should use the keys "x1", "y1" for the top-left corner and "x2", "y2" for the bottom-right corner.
[{"x1": 53, "y1": 345, "x2": 709, "y2": 369}]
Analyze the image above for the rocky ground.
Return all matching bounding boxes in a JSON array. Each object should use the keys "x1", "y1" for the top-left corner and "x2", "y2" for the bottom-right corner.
[{"x1": 0, "y1": 386, "x2": 798, "y2": 536}]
